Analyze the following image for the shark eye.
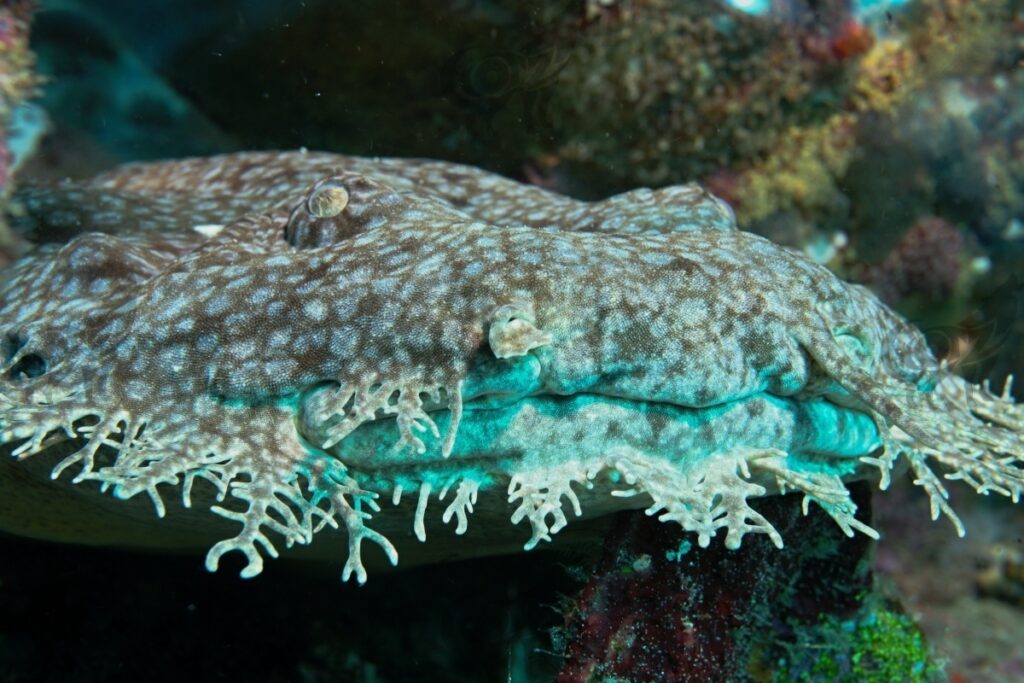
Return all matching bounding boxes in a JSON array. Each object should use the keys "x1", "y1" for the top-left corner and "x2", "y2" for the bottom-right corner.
[
  {"x1": 286, "y1": 172, "x2": 460, "y2": 250},
  {"x1": 285, "y1": 178, "x2": 359, "y2": 248},
  {"x1": 306, "y1": 180, "x2": 350, "y2": 218}
]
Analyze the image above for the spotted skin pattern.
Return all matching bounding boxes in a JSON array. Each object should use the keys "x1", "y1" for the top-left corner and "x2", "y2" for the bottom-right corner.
[{"x1": 1, "y1": 151, "x2": 1022, "y2": 583}]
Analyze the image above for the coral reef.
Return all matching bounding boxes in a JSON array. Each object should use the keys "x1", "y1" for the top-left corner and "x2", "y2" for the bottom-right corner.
[
  {"x1": 724, "y1": 0, "x2": 1024, "y2": 228},
  {"x1": 1, "y1": 151, "x2": 1022, "y2": 588},
  {"x1": 857, "y1": 216, "x2": 966, "y2": 305},
  {"x1": 555, "y1": 487, "x2": 944, "y2": 682},
  {"x1": 555, "y1": 489, "x2": 878, "y2": 682},
  {"x1": 34, "y1": 0, "x2": 1020, "y2": 251},
  {"x1": 47, "y1": 0, "x2": 869, "y2": 193},
  {"x1": 773, "y1": 598, "x2": 941, "y2": 683},
  {"x1": 0, "y1": 0, "x2": 37, "y2": 263},
  {"x1": 549, "y1": 0, "x2": 859, "y2": 192}
]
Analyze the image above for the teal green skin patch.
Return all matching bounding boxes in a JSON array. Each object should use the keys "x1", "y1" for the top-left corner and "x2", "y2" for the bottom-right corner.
[
  {"x1": 305, "y1": 352, "x2": 883, "y2": 552},
  {"x1": 330, "y1": 391, "x2": 882, "y2": 476}
]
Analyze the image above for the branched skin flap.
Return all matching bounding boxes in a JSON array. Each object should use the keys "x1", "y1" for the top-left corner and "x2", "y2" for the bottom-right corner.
[{"x1": 1, "y1": 151, "x2": 1022, "y2": 584}]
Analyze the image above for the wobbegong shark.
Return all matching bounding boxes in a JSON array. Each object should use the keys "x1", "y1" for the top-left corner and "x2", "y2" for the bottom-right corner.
[{"x1": 1, "y1": 150, "x2": 1020, "y2": 583}]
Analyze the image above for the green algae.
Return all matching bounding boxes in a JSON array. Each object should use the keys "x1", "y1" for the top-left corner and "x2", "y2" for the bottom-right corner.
[{"x1": 773, "y1": 599, "x2": 943, "y2": 683}]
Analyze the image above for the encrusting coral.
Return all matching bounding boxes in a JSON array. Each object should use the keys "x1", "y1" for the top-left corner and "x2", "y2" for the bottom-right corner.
[
  {"x1": 1, "y1": 150, "x2": 1022, "y2": 583},
  {"x1": 0, "y1": 0, "x2": 39, "y2": 262},
  {"x1": 721, "y1": 0, "x2": 1023, "y2": 227}
]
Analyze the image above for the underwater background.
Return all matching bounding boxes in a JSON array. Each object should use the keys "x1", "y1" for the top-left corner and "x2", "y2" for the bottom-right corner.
[{"x1": 0, "y1": 0, "x2": 1022, "y2": 681}]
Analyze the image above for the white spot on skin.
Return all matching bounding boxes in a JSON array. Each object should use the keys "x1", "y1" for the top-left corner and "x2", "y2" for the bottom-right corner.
[
  {"x1": 205, "y1": 295, "x2": 233, "y2": 316},
  {"x1": 250, "y1": 288, "x2": 273, "y2": 304},
  {"x1": 196, "y1": 333, "x2": 218, "y2": 353},
  {"x1": 230, "y1": 340, "x2": 257, "y2": 359},
  {"x1": 193, "y1": 224, "x2": 225, "y2": 237},
  {"x1": 304, "y1": 301, "x2": 327, "y2": 321}
]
